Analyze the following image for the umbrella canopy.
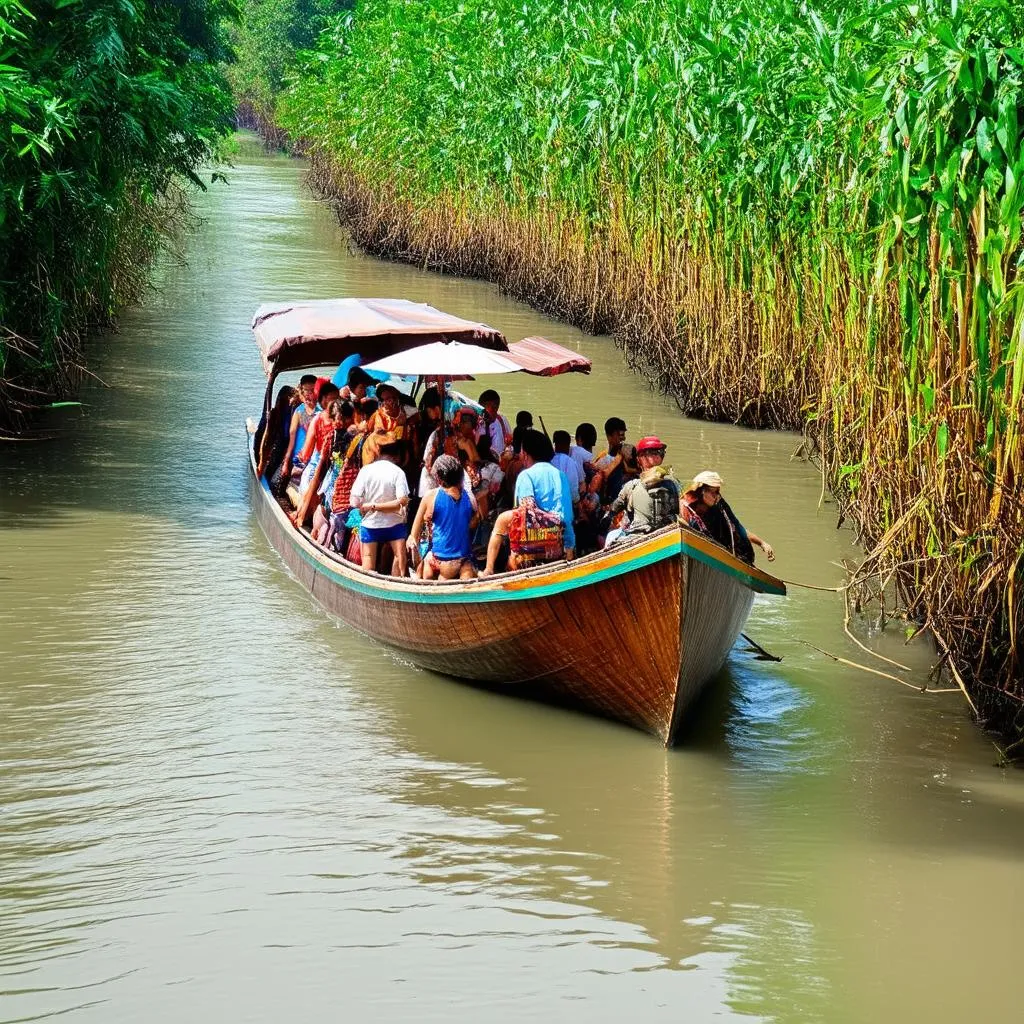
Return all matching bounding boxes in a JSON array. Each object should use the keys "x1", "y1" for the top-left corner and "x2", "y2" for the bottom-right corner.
[
  {"x1": 362, "y1": 341, "x2": 522, "y2": 377},
  {"x1": 362, "y1": 337, "x2": 591, "y2": 378}
]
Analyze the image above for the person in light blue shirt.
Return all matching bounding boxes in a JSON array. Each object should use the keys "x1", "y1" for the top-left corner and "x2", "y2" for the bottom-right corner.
[{"x1": 481, "y1": 430, "x2": 574, "y2": 574}]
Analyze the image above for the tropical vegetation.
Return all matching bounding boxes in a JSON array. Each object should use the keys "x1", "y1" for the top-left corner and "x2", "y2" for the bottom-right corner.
[
  {"x1": 0, "y1": 0, "x2": 235, "y2": 431},
  {"x1": 247, "y1": 0, "x2": 1024, "y2": 731}
]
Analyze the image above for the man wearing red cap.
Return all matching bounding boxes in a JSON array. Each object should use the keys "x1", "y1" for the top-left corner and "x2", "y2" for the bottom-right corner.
[{"x1": 603, "y1": 435, "x2": 681, "y2": 545}]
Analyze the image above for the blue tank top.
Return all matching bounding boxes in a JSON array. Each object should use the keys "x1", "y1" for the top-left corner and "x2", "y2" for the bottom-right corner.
[
  {"x1": 431, "y1": 488, "x2": 473, "y2": 560},
  {"x1": 293, "y1": 405, "x2": 315, "y2": 462}
]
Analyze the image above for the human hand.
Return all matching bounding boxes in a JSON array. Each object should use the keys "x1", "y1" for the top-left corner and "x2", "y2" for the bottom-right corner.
[{"x1": 762, "y1": 541, "x2": 775, "y2": 561}]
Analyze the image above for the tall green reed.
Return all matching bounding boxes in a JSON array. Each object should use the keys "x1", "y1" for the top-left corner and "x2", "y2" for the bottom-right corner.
[{"x1": 264, "y1": 0, "x2": 1023, "y2": 723}]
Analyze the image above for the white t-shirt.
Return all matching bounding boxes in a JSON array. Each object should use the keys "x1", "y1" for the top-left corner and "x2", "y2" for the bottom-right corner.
[
  {"x1": 570, "y1": 444, "x2": 593, "y2": 474},
  {"x1": 480, "y1": 461, "x2": 505, "y2": 493},
  {"x1": 552, "y1": 452, "x2": 584, "y2": 499},
  {"x1": 350, "y1": 460, "x2": 409, "y2": 529},
  {"x1": 476, "y1": 413, "x2": 511, "y2": 455}
]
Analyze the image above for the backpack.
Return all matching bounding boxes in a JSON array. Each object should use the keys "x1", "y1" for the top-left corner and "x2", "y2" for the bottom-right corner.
[{"x1": 627, "y1": 473, "x2": 679, "y2": 533}]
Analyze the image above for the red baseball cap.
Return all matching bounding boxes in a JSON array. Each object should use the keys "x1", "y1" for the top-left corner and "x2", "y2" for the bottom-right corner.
[
  {"x1": 636, "y1": 435, "x2": 666, "y2": 453},
  {"x1": 314, "y1": 376, "x2": 334, "y2": 402}
]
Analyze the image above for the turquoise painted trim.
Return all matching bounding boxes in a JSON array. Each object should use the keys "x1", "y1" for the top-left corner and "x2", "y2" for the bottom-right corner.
[
  {"x1": 257, "y1": 476, "x2": 680, "y2": 604},
  {"x1": 248, "y1": 437, "x2": 782, "y2": 601},
  {"x1": 679, "y1": 534, "x2": 787, "y2": 596}
]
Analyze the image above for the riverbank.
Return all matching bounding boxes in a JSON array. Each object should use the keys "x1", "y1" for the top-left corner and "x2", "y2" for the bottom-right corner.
[{"x1": 239, "y1": 113, "x2": 1019, "y2": 744}]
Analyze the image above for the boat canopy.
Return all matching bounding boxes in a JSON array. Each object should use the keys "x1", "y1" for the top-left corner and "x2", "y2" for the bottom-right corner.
[
  {"x1": 252, "y1": 297, "x2": 507, "y2": 376},
  {"x1": 362, "y1": 337, "x2": 591, "y2": 378},
  {"x1": 506, "y1": 335, "x2": 591, "y2": 376}
]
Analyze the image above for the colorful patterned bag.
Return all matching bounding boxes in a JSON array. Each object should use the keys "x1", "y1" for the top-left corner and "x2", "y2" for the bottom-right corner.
[{"x1": 508, "y1": 497, "x2": 564, "y2": 569}]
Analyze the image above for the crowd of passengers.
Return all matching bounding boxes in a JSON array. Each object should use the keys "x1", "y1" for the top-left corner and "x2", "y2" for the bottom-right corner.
[{"x1": 256, "y1": 370, "x2": 775, "y2": 579}]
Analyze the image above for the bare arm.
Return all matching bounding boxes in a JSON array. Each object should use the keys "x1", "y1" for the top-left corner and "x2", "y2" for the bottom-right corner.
[
  {"x1": 457, "y1": 435, "x2": 480, "y2": 463},
  {"x1": 407, "y1": 489, "x2": 436, "y2": 548},
  {"x1": 293, "y1": 451, "x2": 329, "y2": 528},
  {"x1": 747, "y1": 532, "x2": 775, "y2": 561}
]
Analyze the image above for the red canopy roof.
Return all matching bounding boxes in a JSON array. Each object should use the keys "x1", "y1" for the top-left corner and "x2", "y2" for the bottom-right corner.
[
  {"x1": 505, "y1": 336, "x2": 591, "y2": 376},
  {"x1": 252, "y1": 298, "x2": 507, "y2": 375}
]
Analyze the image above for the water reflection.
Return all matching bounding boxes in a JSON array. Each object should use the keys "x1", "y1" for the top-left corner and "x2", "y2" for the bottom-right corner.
[{"x1": 1, "y1": 135, "x2": 1022, "y2": 1023}]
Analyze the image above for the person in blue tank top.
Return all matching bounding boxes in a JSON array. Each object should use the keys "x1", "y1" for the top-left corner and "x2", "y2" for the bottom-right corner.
[
  {"x1": 407, "y1": 454, "x2": 479, "y2": 580},
  {"x1": 279, "y1": 374, "x2": 318, "y2": 487}
]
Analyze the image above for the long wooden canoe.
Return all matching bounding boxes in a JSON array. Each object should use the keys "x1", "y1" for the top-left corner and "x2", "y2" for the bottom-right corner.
[
  {"x1": 247, "y1": 434, "x2": 785, "y2": 745},
  {"x1": 247, "y1": 297, "x2": 785, "y2": 743}
]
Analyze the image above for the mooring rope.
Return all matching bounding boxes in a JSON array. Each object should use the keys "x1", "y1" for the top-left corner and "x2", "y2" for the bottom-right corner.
[{"x1": 777, "y1": 577, "x2": 847, "y2": 593}]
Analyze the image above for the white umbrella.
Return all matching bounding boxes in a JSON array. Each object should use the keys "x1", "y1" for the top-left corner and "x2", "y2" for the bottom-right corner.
[{"x1": 361, "y1": 340, "x2": 521, "y2": 377}]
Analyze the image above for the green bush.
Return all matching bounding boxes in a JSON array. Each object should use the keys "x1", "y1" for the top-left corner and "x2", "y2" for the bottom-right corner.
[{"x1": 0, "y1": 0, "x2": 235, "y2": 425}]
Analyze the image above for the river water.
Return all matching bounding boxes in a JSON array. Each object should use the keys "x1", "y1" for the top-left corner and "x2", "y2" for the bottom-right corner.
[{"x1": 2, "y1": 136, "x2": 1022, "y2": 1022}]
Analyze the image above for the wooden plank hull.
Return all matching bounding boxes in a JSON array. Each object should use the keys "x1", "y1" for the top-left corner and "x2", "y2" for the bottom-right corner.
[{"x1": 248, "y1": 440, "x2": 784, "y2": 744}]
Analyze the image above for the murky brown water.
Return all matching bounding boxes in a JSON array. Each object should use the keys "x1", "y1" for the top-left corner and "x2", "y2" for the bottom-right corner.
[{"x1": 2, "y1": 135, "x2": 1023, "y2": 1022}]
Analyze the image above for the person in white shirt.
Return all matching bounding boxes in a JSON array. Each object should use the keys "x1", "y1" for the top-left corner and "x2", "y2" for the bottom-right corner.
[
  {"x1": 551, "y1": 430, "x2": 584, "y2": 506},
  {"x1": 570, "y1": 422, "x2": 597, "y2": 476},
  {"x1": 349, "y1": 433, "x2": 410, "y2": 575},
  {"x1": 476, "y1": 388, "x2": 512, "y2": 459}
]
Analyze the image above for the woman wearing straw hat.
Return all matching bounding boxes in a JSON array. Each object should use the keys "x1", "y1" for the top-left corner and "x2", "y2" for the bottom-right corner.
[{"x1": 681, "y1": 470, "x2": 775, "y2": 565}]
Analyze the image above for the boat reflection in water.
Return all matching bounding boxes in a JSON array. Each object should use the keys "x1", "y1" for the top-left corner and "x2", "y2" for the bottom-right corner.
[{"x1": 333, "y1": 634, "x2": 833, "y2": 1019}]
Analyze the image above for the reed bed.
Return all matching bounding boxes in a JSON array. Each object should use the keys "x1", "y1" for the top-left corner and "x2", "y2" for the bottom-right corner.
[{"x1": 267, "y1": 0, "x2": 1024, "y2": 732}]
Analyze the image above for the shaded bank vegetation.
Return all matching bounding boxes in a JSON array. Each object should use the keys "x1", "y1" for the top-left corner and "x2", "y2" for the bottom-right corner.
[
  {"x1": 247, "y1": 0, "x2": 1024, "y2": 734},
  {"x1": 227, "y1": 0, "x2": 349, "y2": 145},
  {"x1": 0, "y1": 0, "x2": 235, "y2": 433}
]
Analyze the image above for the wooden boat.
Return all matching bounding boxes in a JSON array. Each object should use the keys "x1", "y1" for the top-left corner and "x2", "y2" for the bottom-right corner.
[{"x1": 248, "y1": 298, "x2": 786, "y2": 745}]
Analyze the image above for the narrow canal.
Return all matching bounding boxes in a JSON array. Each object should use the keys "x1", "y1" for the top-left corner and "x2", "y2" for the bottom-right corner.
[{"x1": 2, "y1": 136, "x2": 1022, "y2": 1022}]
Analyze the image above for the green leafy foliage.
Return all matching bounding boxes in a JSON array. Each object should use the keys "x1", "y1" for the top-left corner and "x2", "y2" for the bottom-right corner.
[
  {"x1": 238, "y1": 0, "x2": 1024, "y2": 707},
  {"x1": 0, "y1": 0, "x2": 235, "y2": 420},
  {"x1": 226, "y1": 0, "x2": 350, "y2": 112}
]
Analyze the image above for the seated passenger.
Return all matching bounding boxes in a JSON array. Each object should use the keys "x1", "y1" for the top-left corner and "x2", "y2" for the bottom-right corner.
[
  {"x1": 362, "y1": 383, "x2": 410, "y2": 466},
  {"x1": 570, "y1": 422, "x2": 598, "y2": 477},
  {"x1": 354, "y1": 397, "x2": 377, "y2": 431},
  {"x1": 349, "y1": 432, "x2": 410, "y2": 576},
  {"x1": 341, "y1": 366, "x2": 375, "y2": 402},
  {"x1": 475, "y1": 435, "x2": 506, "y2": 516},
  {"x1": 551, "y1": 430, "x2": 585, "y2": 504},
  {"x1": 681, "y1": 470, "x2": 775, "y2": 564},
  {"x1": 604, "y1": 435, "x2": 680, "y2": 545},
  {"x1": 257, "y1": 384, "x2": 297, "y2": 491},
  {"x1": 590, "y1": 416, "x2": 638, "y2": 506},
  {"x1": 476, "y1": 388, "x2": 512, "y2": 462},
  {"x1": 279, "y1": 374, "x2": 318, "y2": 484},
  {"x1": 481, "y1": 429, "x2": 575, "y2": 575},
  {"x1": 422, "y1": 406, "x2": 481, "y2": 489},
  {"x1": 511, "y1": 410, "x2": 534, "y2": 456},
  {"x1": 414, "y1": 388, "x2": 444, "y2": 487},
  {"x1": 325, "y1": 428, "x2": 368, "y2": 555},
  {"x1": 298, "y1": 389, "x2": 343, "y2": 495},
  {"x1": 291, "y1": 400, "x2": 356, "y2": 529},
  {"x1": 407, "y1": 454, "x2": 479, "y2": 580},
  {"x1": 297, "y1": 381, "x2": 341, "y2": 493}
]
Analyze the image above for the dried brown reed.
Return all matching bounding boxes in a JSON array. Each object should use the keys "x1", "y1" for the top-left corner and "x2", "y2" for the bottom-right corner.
[{"x1": 297, "y1": 147, "x2": 1023, "y2": 737}]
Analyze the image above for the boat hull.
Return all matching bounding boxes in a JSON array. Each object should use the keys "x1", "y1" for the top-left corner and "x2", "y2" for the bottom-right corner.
[{"x1": 248, "y1": 440, "x2": 784, "y2": 743}]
